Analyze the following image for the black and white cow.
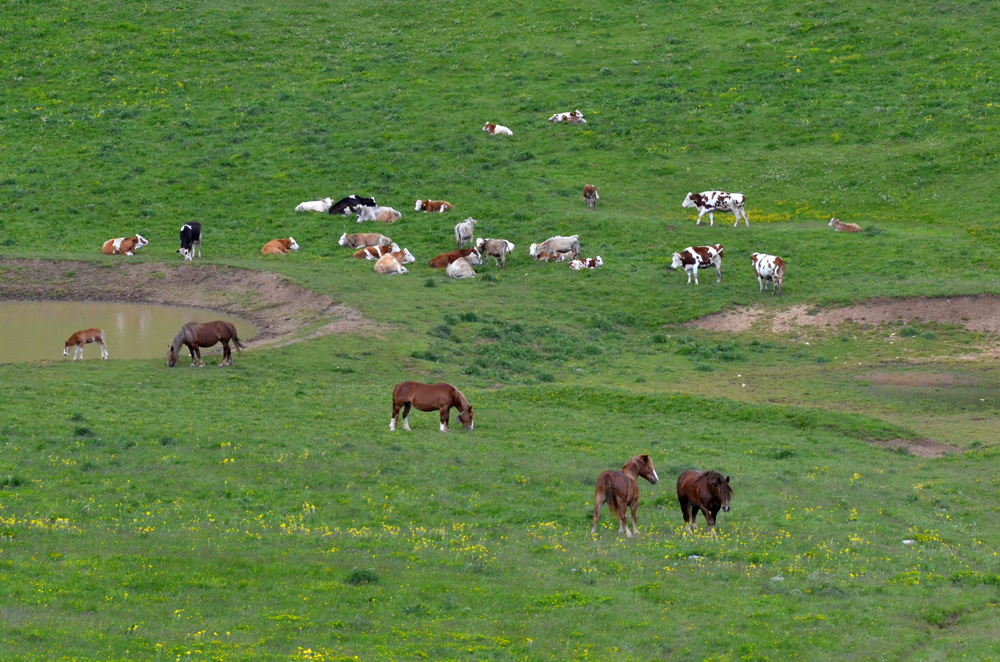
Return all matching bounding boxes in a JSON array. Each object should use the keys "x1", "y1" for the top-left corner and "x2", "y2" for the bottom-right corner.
[
  {"x1": 682, "y1": 191, "x2": 749, "y2": 227},
  {"x1": 328, "y1": 195, "x2": 378, "y2": 216},
  {"x1": 178, "y1": 222, "x2": 202, "y2": 261},
  {"x1": 670, "y1": 244, "x2": 724, "y2": 285}
]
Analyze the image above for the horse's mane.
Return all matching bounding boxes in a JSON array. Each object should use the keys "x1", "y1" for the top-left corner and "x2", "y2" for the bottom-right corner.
[
  {"x1": 700, "y1": 470, "x2": 732, "y2": 497},
  {"x1": 621, "y1": 454, "x2": 650, "y2": 476},
  {"x1": 170, "y1": 322, "x2": 198, "y2": 352},
  {"x1": 453, "y1": 387, "x2": 471, "y2": 413}
]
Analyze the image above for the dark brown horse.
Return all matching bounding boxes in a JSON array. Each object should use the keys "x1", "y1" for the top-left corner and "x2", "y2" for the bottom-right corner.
[
  {"x1": 167, "y1": 321, "x2": 244, "y2": 368},
  {"x1": 591, "y1": 454, "x2": 658, "y2": 538},
  {"x1": 676, "y1": 470, "x2": 732, "y2": 536},
  {"x1": 390, "y1": 381, "x2": 473, "y2": 432}
]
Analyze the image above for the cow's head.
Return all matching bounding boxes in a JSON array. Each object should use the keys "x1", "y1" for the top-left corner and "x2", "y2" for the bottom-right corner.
[
  {"x1": 399, "y1": 248, "x2": 415, "y2": 264},
  {"x1": 390, "y1": 242, "x2": 400, "y2": 252},
  {"x1": 483, "y1": 122, "x2": 494, "y2": 132},
  {"x1": 415, "y1": 200, "x2": 424, "y2": 211},
  {"x1": 670, "y1": 252, "x2": 684, "y2": 270},
  {"x1": 828, "y1": 217, "x2": 838, "y2": 227},
  {"x1": 504, "y1": 240, "x2": 515, "y2": 254},
  {"x1": 681, "y1": 193, "x2": 697, "y2": 208},
  {"x1": 288, "y1": 237, "x2": 299, "y2": 251},
  {"x1": 338, "y1": 233, "x2": 349, "y2": 246},
  {"x1": 751, "y1": 252, "x2": 760, "y2": 266},
  {"x1": 178, "y1": 247, "x2": 194, "y2": 261},
  {"x1": 594, "y1": 256, "x2": 604, "y2": 267},
  {"x1": 465, "y1": 248, "x2": 482, "y2": 266},
  {"x1": 134, "y1": 235, "x2": 149, "y2": 248}
]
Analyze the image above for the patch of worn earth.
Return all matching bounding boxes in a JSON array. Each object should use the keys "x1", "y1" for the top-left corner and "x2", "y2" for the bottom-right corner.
[
  {"x1": 0, "y1": 259, "x2": 377, "y2": 348},
  {"x1": 868, "y1": 438, "x2": 961, "y2": 458}
]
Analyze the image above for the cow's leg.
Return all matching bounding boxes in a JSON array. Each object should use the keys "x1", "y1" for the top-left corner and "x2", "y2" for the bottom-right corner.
[
  {"x1": 196, "y1": 239, "x2": 202, "y2": 258},
  {"x1": 708, "y1": 211, "x2": 715, "y2": 226},
  {"x1": 696, "y1": 210, "x2": 705, "y2": 226},
  {"x1": 439, "y1": 406, "x2": 450, "y2": 432},
  {"x1": 402, "y1": 403, "x2": 412, "y2": 431},
  {"x1": 758, "y1": 275, "x2": 764, "y2": 292},
  {"x1": 715, "y1": 261, "x2": 723, "y2": 283},
  {"x1": 741, "y1": 208, "x2": 749, "y2": 227},
  {"x1": 692, "y1": 265, "x2": 699, "y2": 285}
]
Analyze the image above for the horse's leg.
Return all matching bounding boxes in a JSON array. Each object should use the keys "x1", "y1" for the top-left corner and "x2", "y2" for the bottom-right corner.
[
  {"x1": 439, "y1": 406, "x2": 450, "y2": 432},
  {"x1": 402, "y1": 403, "x2": 412, "y2": 431},
  {"x1": 706, "y1": 508, "x2": 718, "y2": 537},
  {"x1": 591, "y1": 487, "x2": 605, "y2": 535},
  {"x1": 619, "y1": 502, "x2": 631, "y2": 538},
  {"x1": 630, "y1": 501, "x2": 639, "y2": 536},
  {"x1": 73, "y1": 344, "x2": 81, "y2": 361},
  {"x1": 98, "y1": 340, "x2": 108, "y2": 360},
  {"x1": 390, "y1": 401, "x2": 401, "y2": 431},
  {"x1": 220, "y1": 340, "x2": 230, "y2": 367}
]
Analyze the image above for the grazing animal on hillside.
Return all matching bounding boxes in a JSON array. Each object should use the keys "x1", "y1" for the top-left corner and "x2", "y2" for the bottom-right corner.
[
  {"x1": 671, "y1": 244, "x2": 724, "y2": 285},
  {"x1": 535, "y1": 250, "x2": 574, "y2": 262},
  {"x1": 548, "y1": 109, "x2": 587, "y2": 124},
  {"x1": 327, "y1": 195, "x2": 377, "y2": 216},
  {"x1": 64, "y1": 328, "x2": 108, "y2": 361},
  {"x1": 102, "y1": 235, "x2": 148, "y2": 256},
  {"x1": 353, "y1": 244, "x2": 400, "y2": 259},
  {"x1": 177, "y1": 222, "x2": 202, "y2": 261},
  {"x1": 374, "y1": 249, "x2": 415, "y2": 275},
  {"x1": 482, "y1": 122, "x2": 513, "y2": 136},
  {"x1": 429, "y1": 247, "x2": 481, "y2": 269},
  {"x1": 454, "y1": 217, "x2": 478, "y2": 249},
  {"x1": 261, "y1": 237, "x2": 299, "y2": 255},
  {"x1": 338, "y1": 233, "x2": 394, "y2": 249},
  {"x1": 390, "y1": 381, "x2": 474, "y2": 432},
  {"x1": 355, "y1": 206, "x2": 402, "y2": 223},
  {"x1": 446, "y1": 257, "x2": 477, "y2": 279},
  {"x1": 295, "y1": 197, "x2": 333, "y2": 213},
  {"x1": 682, "y1": 191, "x2": 749, "y2": 227},
  {"x1": 530, "y1": 235, "x2": 581, "y2": 260},
  {"x1": 583, "y1": 184, "x2": 599, "y2": 210},
  {"x1": 415, "y1": 200, "x2": 453, "y2": 213},
  {"x1": 591, "y1": 454, "x2": 659, "y2": 538},
  {"x1": 828, "y1": 217, "x2": 862, "y2": 233},
  {"x1": 751, "y1": 252, "x2": 785, "y2": 295},
  {"x1": 475, "y1": 238, "x2": 515, "y2": 268},
  {"x1": 676, "y1": 470, "x2": 732, "y2": 536},
  {"x1": 167, "y1": 321, "x2": 244, "y2": 368},
  {"x1": 568, "y1": 256, "x2": 603, "y2": 270}
]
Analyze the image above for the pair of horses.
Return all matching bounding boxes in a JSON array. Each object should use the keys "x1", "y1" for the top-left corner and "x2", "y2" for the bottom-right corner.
[{"x1": 591, "y1": 455, "x2": 732, "y2": 537}]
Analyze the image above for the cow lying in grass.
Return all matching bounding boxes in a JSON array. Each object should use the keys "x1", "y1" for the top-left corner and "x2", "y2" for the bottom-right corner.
[
  {"x1": 483, "y1": 122, "x2": 513, "y2": 136},
  {"x1": 446, "y1": 257, "x2": 477, "y2": 279},
  {"x1": 671, "y1": 244, "x2": 724, "y2": 285},
  {"x1": 429, "y1": 247, "x2": 481, "y2": 269},
  {"x1": 374, "y1": 249, "x2": 416, "y2": 275},
  {"x1": 828, "y1": 218, "x2": 862, "y2": 232},
  {"x1": 102, "y1": 235, "x2": 148, "y2": 256},
  {"x1": 751, "y1": 252, "x2": 785, "y2": 295},
  {"x1": 569, "y1": 256, "x2": 603, "y2": 270},
  {"x1": 548, "y1": 109, "x2": 586, "y2": 124},
  {"x1": 261, "y1": 237, "x2": 299, "y2": 255},
  {"x1": 328, "y1": 195, "x2": 377, "y2": 216},
  {"x1": 353, "y1": 244, "x2": 400, "y2": 259},
  {"x1": 530, "y1": 235, "x2": 581, "y2": 260},
  {"x1": 295, "y1": 197, "x2": 333, "y2": 212},
  {"x1": 356, "y1": 206, "x2": 402, "y2": 223},
  {"x1": 338, "y1": 233, "x2": 394, "y2": 249},
  {"x1": 476, "y1": 238, "x2": 515, "y2": 268},
  {"x1": 415, "y1": 200, "x2": 453, "y2": 212}
]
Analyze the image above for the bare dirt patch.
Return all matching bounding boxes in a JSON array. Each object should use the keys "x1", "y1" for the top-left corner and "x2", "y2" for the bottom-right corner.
[
  {"x1": 869, "y1": 438, "x2": 961, "y2": 458},
  {"x1": 0, "y1": 259, "x2": 376, "y2": 348},
  {"x1": 865, "y1": 372, "x2": 957, "y2": 387}
]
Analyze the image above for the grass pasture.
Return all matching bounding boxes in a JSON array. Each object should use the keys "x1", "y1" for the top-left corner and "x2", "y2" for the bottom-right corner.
[{"x1": 3, "y1": 0, "x2": 1000, "y2": 659}]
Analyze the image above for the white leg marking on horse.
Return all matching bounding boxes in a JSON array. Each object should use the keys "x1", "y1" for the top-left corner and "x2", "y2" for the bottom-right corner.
[
  {"x1": 403, "y1": 415, "x2": 411, "y2": 432},
  {"x1": 440, "y1": 422, "x2": 447, "y2": 432},
  {"x1": 389, "y1": 418, "x2": 396, "y2": 431}
]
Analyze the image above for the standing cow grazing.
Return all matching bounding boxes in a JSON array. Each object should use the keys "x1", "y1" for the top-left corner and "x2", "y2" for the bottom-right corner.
[
  {"x1": 177, "y1": 222, "x2": 202, "y2": 261},
  {"x1": 682, "y1": 191, "x2": 749, "y2": 227},
  {"x1": 671, "y1": 244, "x2": 724, "y2": 285},
  {"x1": 583, "y1": 185, "x2": 599, "y2": 210}
]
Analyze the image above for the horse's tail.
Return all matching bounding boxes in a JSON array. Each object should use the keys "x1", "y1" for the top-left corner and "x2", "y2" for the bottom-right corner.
[
  {"x1": 598, "y1": 473, "x2": 621, "y2": 514},
  {"x1": 231, "y1": 328, "x2": 245, "y2": 354}
]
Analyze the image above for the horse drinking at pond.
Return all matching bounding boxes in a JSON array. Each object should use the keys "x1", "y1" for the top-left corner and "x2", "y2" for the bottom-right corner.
[
  {"x1": 390, "y1": 382, "x2": 474, "y2": 432},
  {"x1": 167, "y1": 321, "x2": 244, "y2": 368},
  {"x1": 591, "y1": 454, "x2": 658, "y2": 538},
  {"x1": 676, "y1": 470, "x2": 732, "y2": 536},
  {"x1": 64, "y1": 328, "x2": 108, "y2": 361}
]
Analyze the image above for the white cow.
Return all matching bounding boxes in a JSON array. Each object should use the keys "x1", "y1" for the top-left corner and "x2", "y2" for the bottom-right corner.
[
  {"x1": 446, "y1": 257, "x2": 477, "y2": 279},
  {"x1": 454, "y1": 217, "x2": 478, "y2": 249},
  {"x1": 355, "y1": 206, "x2": 402, "y2": 223},
  {"x1": 295, "y1": 197, "x2": 334, "y2": 213}
]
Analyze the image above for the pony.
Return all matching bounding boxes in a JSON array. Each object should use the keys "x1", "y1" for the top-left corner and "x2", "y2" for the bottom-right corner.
[
  {"x1": 64, "y1": 328, "x2": 108, "y2": 361},
  {"x1": 676, "y1": 470, "x2": 733, "y2": 536},
  {"x1": 591, "y1": 454, "x2": 658, "y2": 538},
  {"x1": 390, "y1": 381, "x2": 473, "y2": 432},
  {"x1": 167, "y1": 321, "x2": 244, "y2": 368}
]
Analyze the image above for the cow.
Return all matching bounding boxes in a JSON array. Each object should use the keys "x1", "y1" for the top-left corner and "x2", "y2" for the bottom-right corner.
[
  {"x1": 327, "y1": 195, "x2": 377, "y2": 216},
  {"x1": 261, "y1": 237, "x2": 299, "y2": 255},
  {"x1": 475, "y1": 238, "x2": 515, "y2": 268},
  {"x1": 338, "y1": 233, "x2": 394, "y2": 249},
  {"x1": 429, "y1": 247, "x2": 482, "y2": 269},
  {"x1": 415, "y1": 200, "x2": 453, "y2": 213},
  {"x1": 530, "y1": 235, "x2": 581, "y2": 260},
  {"x1": 374, "y1": 249, "x2": 415, "y2": 275},
  {"x1": 295, "y1": 197, "x2": 334, "y2": 213},
  {"x1": 536, "y1": 250, "x2": 574, "y2": 262},
  {"x1": 64, "y1": 328, "x2": 108, "y2": 361},
  {"x1": 483, "y1": 122, "x2": 513, "y2": 136},
  {"x1": 751, "y1": 252, "x2": 785, "y2": 295},
  {"x1": 829, "y1": 218, "x2": 862, "y2": 233},
  {"x1": 102, "y1": 235, "x2": 148, "y2": 256},
  {"x1": 568, "y1": 256, "x2": 603, "y2": 270},
  {"x1": 671, "y1": 244, "x2": 724, "y2": 285},
  {"x1": 446, "y1": 257, "x2": 477, "y2": 279},
  {"x1": 353, "y1": 244, "x2": 400, "y2": 259},
  {"x1": 583, "y1": 184, "x2": 599, "y2": 210},
  {"x1": 454, "y1": 217, "x2": 478, "y2": 249},
  {"x1": 177, "y1": 222, "x2": 202, "y2": 261},
  {"x1": 548, "y1": 109, "x2": 587, "y2": 124},
  {"x1": 355, "y1": 206, "x2": 402, "y2": 223},
  {"x1": 682, "y1": 191, "x2": 749, "y2": 227}
]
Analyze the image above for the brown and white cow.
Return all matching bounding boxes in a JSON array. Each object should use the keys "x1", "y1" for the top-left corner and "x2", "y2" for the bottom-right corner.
[
  {"x1": 568, "y1": 256, "x2": 603, "y2": 270},
  {"x1": 583, "y1": 185, "x2": 599, "y2": 210},
  {"x1": 338, "y1": 233, "x2": 394, "y2": 249},
  {"x1": 353, "y1": 244, "x2": 400, "y2": 259},
  {"x1": 548, "y1": 110, "x2": 587, "y2": 124},
  {"x1": 828, "y1": 218, "x2": 862, "y2": 233},
  {"x1": 530, "y1": 235, "x2": 581, "y2": 260},
  {"x1": 483, "y1": 122, "x2": 513, "y2": 136},
  {"x1": 102, "y1": 235, "x2": 148, "y2": 256},
  {"x1": 415, "y1": 200, "x2": 453, "y2": 213},
  {"x1": 535, "y1": 249, "x2": 574, "y2": 262},
  {"x1": 374, "y1": 248, "x2": 416, "y2": 275},
  {"x1": 64, "y1": 328, "x2": 108, "y2": 360},
  {"x1": 429, "y1": 247, "x2": 482, "y2": 269},
  {"x1": 682, "y1": 191, "x2": 749, "y2": 227},
  {"x1": 671, "y1": 244, "x2": 724, "y2": 285},
  {"x1": 751, "y1": 252, "x2": 785, "y2": 295},
  {"x1": 261, "y1": 237, "x2": 299, "y2": 255},
  {"x1": 355, "y1": 206, "x2": 402, "y2": 223},
  {"x1": 475, "y1": 238, "x2": 515, "y2": 268}
]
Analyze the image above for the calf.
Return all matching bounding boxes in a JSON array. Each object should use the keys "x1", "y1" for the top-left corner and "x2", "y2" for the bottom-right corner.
[
  {"x1": 64, "y1": 328, "x2": 108, "y2": 361},
  {"x1": 682, "y1": 191, "x2": 749, "y2": 227},
  {"x1": 338, "y1": 233, "x2": 394, "y2": 249},
  {"x1": 454, "y1": 217, "x2": 478, "y2": 249},
  {"x1": 671, "y1": 244, "x2": 724, "y2": 285},
  {"x1": 327, "y1": 195, "x2": 377, "y2": 216},
  {"x1": 751, "y1": 252, "x2": 785, "y2": 295},
  {"x1": 583, "y1": 184, "x2": 599, "y2": 210},
  {"x1": 548, "y1": 109, "x2": 587, "y2": 124},
  {"x1": 429, "y1": 247, "x2": 481, "y2": 269},
  {"x1": 295, "y1": 197, "x2": 333, "y2": 213},
  {"x1": 353, "y1": 244, "x2": 400, "y2": 259},
  {"x1": 415, "y1": 200, "x2": 453, "y2": 213},
  {"x1": 355, "y1": 206, "x2": 402, "y2": 223},
  {"x1": 530, "y1": 235, "x2": 581, "y2": 260},
  {"x1": 828, "y1": 218, "x2": 862, "y2": 233},
  {"x1": 102, "y1": 235, "x2": 148, "y2": 256},
  {"x1": 261, "y1": 237, "x2": 299, "y2": 255},
  {"x1": 483, "y1": 122, "x2": 514, "y2": 136},
  {"x1": 446, "y1": 257, "x2": 477, "y2": 279},
  {"x1": 536, "y1": 250, "x2": 574, "y2": 262},
  {"x1": 475, "y1": 238, "x2": 515, "y2": 268},
  {"x1": 177, "y1": 222, "x2": 202, "y2": 261},
  {"x1": 568, "y1": 256, "x2": 603, "y2": 270},
  {"x1": 374, "y1": 249, "x2": 415, "y2": 275}
]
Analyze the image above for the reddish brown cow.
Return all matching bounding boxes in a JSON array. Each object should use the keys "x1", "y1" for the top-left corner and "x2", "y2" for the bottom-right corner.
[
  {"x1": 415, "y1": 200, "x2": 453, "y2": 212},
  {"x1": 428, "y1": 247, "x2": 481, "y2": 269},
  {"x1": 261, "y1": 237, "x2": 299, "y2": 255},
  {"x1": 102, "y1": 235, "x2": 148, "y2": 256}
]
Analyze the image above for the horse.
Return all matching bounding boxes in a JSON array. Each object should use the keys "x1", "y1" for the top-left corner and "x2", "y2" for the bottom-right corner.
[
  {"x1": 676, "y1": 470, "x2": 733, "y2": 536},
  {"x1": 64, "y1": 328, "x2": 108, "y2": 361},
  {"x1": 390, "y1": 382, "x2": 473, "y2": 432},
  {"x1": 167, "y1": 321, "x2": 244, "y2": 368},
  {"x1": 591, "y1": 454, "x2": 658, "y2": 538}
]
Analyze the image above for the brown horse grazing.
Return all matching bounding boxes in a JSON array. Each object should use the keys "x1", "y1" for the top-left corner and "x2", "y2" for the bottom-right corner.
[
  {"x1": 390, "y1": 382, "x2": 473, "y2": 432},
  {"x1": 591, "y1": 454, "x2": 658, "y2": 538},
  {"x1": 167, "y1": 321, "x2": 244, "y2": 368},
  {"x1": 64, "y1": 328, "x2": 108, "y2": 361},
  {"x1": 676, "y1": 470, "x2": 733, "y2": 536}
]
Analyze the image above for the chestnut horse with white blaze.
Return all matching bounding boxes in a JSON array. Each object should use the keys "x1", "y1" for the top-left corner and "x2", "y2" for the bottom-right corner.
[
  {"x1": 390, "y1": 382, "x2": 473, "y2": 432},
  {"x1": 167, "y1": 321, "x2": 244, "y2": 368},
  {"x1": 64, "y1": 328, "x2": 108, "y2": 361},
  {"x1": 591, "y1": 454, "x2": 658, "y2": 538},
  {"x1": 676, "y1": 470, "x2": 732, "y2": 536}
]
